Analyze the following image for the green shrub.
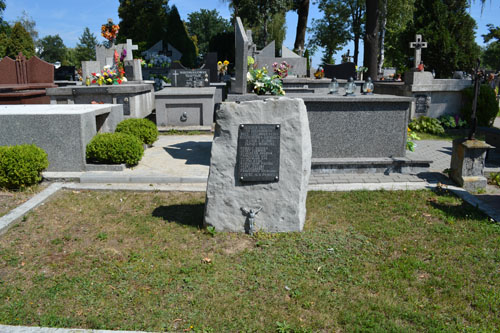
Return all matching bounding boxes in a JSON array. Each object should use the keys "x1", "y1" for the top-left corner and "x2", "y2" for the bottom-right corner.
[
  {"x1": 115, "y1": 118, "x2": 158, "y2": 145},
  {"x1": 438, "y1": 115, "x2": 457, "y2": 129},
  {"x1": 409, "y1": 116, "x2": 445, "y2": 135},
  {"x1": 461, "y1": 84, "x2": 499, "y2": 127},
  {"x1": 0, "y1": 144, "x2": 49, "y2": 189},
  {"x1": 86, "y1": 133, "x2": 144, "y2": 166}
]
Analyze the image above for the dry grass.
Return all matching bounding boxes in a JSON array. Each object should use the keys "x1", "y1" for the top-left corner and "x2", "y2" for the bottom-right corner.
[{"x1": 0, "y1": 189, "x2": 498, "y2": 332}]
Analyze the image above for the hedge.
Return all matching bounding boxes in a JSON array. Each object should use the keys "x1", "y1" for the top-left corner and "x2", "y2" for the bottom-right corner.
[
  {"x1": 86, "y1": 133, "x2": 144, "y2": 166},
  {"x1": 461, "y1": 84, "x2": 499, "y2": 127},
  {"x1": 0, "y1": 144, "x2": 49, "y2": 189},
  {"x1": 115, "y1": 118, "x2": 158, "y2": 145}
]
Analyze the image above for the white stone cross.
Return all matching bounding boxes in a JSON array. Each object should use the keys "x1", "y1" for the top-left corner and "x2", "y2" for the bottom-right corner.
[
  {"x1": 410, "y1": 34, "x2": 427, "y2": 68},
  {"x1": 125, "y1": 39, "x2": 139, "y2": 61},
  {"x1": 171, "y1": 70, "x2": 179, "y2": 86}
]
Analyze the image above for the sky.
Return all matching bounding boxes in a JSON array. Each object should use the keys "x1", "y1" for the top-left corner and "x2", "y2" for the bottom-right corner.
[{"x1": 3, "y1": 0, "x2": 500, "y2": 68}]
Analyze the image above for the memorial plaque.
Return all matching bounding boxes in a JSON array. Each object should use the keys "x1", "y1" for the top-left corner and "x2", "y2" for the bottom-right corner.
[
  {"x1": 415, "y1": 94, "x2": 430, "y2": 114},
  {"x1": 169, "y1": 69, "x2": 210, "y2": 87},
  {"x1": 237, "y1": 124, "x2": 280, "y2": 182}
]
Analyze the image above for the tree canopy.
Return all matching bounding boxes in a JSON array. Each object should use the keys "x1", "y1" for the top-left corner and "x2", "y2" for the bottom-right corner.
[
  {"x1": 37, "y1": 34, "x2": 67, "y2": 63},
  {"x1": 165, "y1": 5, "x2": 198, "y2": 67},
  {"x1": 186, "y1": 9, "x2": 231, "y2": 57},
  {"x1": 307, "y1": 0, "x2": 351, "y2": 64},
  {"x1": 5, "y1": 22, "x2": 35, "y2": 59},
  {"x1": 117, "y1": 0, "x2": 169, "y2": 52},
  {"x1": 75, "y1": 27, "x2": 99, "y2": 64}
]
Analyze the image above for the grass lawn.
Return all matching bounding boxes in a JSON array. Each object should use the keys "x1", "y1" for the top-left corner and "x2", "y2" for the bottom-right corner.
[
  {"x1": 0, "y1": 189, "x2": 498, "y2": 332},
  {"x1": 416, "y1": 131, "x2": 485, "y2": 141},
  {"x1": 0, "y1": 185, "x2": 46, "y2": 218}
]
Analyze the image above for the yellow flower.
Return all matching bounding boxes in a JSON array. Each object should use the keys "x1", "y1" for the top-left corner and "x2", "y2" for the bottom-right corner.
[
  {"x1": 223, "y1": 60, "x2": 229, "y2": 65},
  {"x1": 107, "y1": 78, "x2": 112, "y2": 83},
  {"x1": 217, "y1": 61, "x2": 222, "y2": 66}
]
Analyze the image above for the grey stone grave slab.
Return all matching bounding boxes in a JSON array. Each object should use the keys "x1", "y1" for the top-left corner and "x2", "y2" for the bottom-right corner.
[
  {"x1": 0, "y1": 104, "x2": 123, "y2": 171},
  {"x1": 155, "y1": 87, "x2": 216, "y2": 127},
  {"x1": 46, "y1": 83, "x2": 154, "y2": 119},
  {"x1": 204, "y1": 97, "x2": 311, "y2": 233}
]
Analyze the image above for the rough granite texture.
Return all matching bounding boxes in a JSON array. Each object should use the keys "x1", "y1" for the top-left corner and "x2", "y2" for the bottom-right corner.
[
  {"x1": 0, "y1": 104, "x2": 123, "y2": 171},
  {"x1": 450, "y1": 138, "x2": 493, "y2": 191},
  {"x1": 204, "y1": 98, "x2": 311, "y2": 232},
  {"x1": 226, "y1": 94, "x2": 411, "y2": 159}
]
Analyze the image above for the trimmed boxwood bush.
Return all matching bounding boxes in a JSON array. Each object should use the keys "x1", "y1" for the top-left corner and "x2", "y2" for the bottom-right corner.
[
  {"x1": 86, "y1": 133, "x2": 144, "y2": 166},
  {"x1": 115, "y1": 118, "x2": 158, "y2": 145},
  {"x1": 461, "y1": 84, "x2": 499, "y2": 127},
  {"x1": 0, "y1": 144, "x2": 49, "y2": 189}
]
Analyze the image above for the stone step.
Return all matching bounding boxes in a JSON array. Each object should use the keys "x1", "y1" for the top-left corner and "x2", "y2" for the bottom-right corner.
[{"x1": 312, "y1": 157, "x2": 432, "y2": 174}]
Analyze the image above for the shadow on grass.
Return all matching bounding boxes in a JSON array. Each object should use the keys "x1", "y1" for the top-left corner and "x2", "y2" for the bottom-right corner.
[
  {"x1": 152, "y1": 203, "x2": 205, "y2": 228},
  {"x1": 429, "y1": 189, "x2": 489, "y2": 221}
]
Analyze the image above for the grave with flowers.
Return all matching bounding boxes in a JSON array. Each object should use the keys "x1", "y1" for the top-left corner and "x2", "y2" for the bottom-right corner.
[
  {"x1": 227, "y1": 17, "x2": 431, "y2": 174},
  {"x1": 46, "y1": 19, "x2": 154, "y2": 119}
]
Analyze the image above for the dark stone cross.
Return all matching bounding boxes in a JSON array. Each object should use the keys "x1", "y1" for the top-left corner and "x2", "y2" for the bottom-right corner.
[{"x1": 409, "y1": 34, "x2": 428, "y2": 68}]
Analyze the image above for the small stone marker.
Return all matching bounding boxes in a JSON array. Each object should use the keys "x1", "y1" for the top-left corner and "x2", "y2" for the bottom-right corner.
[
  {"x1": 410, "y1": 34, "x2": 427, "y2": 68},
  {"x1": 204, "y1": 98, "x2": 312, "y2": 233}
]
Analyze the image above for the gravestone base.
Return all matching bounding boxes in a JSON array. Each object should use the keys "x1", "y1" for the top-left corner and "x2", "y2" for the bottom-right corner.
[
  {"x1": 450, "y1": 138, "x2": 493, "y2": 191},
  {"x1": 155, "y1": 87, "x2": 216, "y2": 127},
  {"x1": 204, "y1": 98, "x2": 311, "y2": 233}
]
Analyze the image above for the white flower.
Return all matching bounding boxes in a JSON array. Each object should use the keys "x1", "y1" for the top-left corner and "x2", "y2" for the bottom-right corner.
[
  {"x1": 255, "y1": 81, "x2": 264, "y2": 88},
  {"x1": 103, "y1": 65, "x2": 111, "y2": 70},
  {"x1": 247, "y1": 72, "x2": 253, "y2": 82},
  {"x1": 122, "y1": 77, "x2": 128, "y2": 82}
]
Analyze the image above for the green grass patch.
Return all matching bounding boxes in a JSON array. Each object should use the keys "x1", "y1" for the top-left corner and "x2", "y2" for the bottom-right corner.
[
  {"x1": 0, "y1": 189, "x2": 498, "y2": 331},
  {"x1": 416, "y1": 130, "x2": 485, "y2": 141}
]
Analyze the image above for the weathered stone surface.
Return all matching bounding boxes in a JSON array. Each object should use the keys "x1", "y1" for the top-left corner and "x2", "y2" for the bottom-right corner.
[
  {"x1": 450, "y1": 138, "x2": 493, "y2": 191},
  {"x1": 204, "y1": 97, "x2": 311, "y2": 232}
]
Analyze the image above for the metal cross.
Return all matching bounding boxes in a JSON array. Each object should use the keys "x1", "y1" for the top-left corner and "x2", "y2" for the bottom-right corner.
[{"x1": 409, "y1": 34, "x2": 428, "y2": 68}]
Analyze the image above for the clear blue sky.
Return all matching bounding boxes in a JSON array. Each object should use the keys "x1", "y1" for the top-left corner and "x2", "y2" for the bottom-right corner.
[{"x1": 3, "y1": 0, "x2": 499, "y2": 68}]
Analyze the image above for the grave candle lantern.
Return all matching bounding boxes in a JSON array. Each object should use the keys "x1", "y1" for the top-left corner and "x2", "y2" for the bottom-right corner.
[
  {"x1": 362, "y1": 77, "x2": 374, "y2": 95},
  {"x1": 345, "y1": 77, "x2": 356, "y2": 95},
  {"x1": 329, "y1": 77, "x2": 339, "y2": 94}
]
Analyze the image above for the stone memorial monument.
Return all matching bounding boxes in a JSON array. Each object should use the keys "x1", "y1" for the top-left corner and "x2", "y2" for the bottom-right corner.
[{"x1": 204, "y1": 98, "x2": 312, "y2": 233}]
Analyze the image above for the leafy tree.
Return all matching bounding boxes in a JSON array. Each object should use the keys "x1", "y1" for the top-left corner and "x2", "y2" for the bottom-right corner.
[
  {"x1": 186, "y1": 9, "x2": 231, "y2": 57},
  {"x1": 411, "y1": 0, "x2": 479, "y2": 77},
  {"x1": 5, "y1": 22, "x2": 35, "y2": 59},
  {"x1": 481, "y1": 24, "x2": 500, "y2": 70},
  {"x1": 307, "y1": 0, "x2": 351, "y2": 64},
  {"x1": 64, "y1": 47, "x2": 78, "y2": 67},
  {"x1": 166, "y1": 5, "x2": 198, "y2": 67},
  {"x1": 383, "y1": 0, "x2": 415, "y2": 72},
  {"x1": 117, "y1": 0, "x2": 169, "y2": 52},
  {"x1": 75, "y1": 27, "x2": 99, "y2": 64},
  {"x1": 223, "y1": 0, "x2": 290, "y2": 49},
  {"x1": 37, "y1": 34, "x2": 67, "y2": 63},
  {"x1": 383, "y1": 0, "x2": 479, "y2": 78},
  {"x1": 481, "y1": 43, "x2": 500, "y2": 70},
  {"x1": 483, "y1": 24, "x2": 500, "y2": 43},
  {"x1": 15, "y1": 10, "x2": 38, "y2": 43}
]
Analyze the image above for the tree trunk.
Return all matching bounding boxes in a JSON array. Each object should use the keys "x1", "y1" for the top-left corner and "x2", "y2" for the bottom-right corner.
[
  {"x1": 354, "y1": 34, "x2": 359, "y2": 66},
  {"x1": 293, "y1": 0, "x2": 310, "y2": 54},
  {"x1": 378, "y1": 0, "x2": 387, "y2": 74},
  {"x1": 364, "y1": 0, "x2": 379, "y2": 80}
]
